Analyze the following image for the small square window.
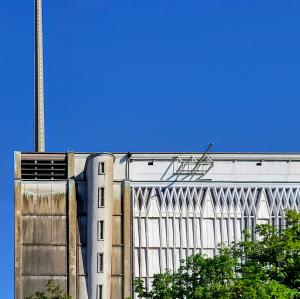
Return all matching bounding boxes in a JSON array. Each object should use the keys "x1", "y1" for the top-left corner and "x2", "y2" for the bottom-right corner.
[
  {"x1": 97, "y1": 253, "x2": 104, "y2": 273},
  {"x1": 97, "y1": 285, "x2": 103, "y2": 299},
  {"x1": 97, "y1": 220, "x2": 104, "y2": 240},
  {"x1": 98, "y1": 162, "x2": 105, "y2": 174},
  {"x1": 98, "y1": 187, "x2": 105, "y2": 207}
]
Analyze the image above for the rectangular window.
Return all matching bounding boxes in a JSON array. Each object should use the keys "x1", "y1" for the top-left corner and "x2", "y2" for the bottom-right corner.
[
  {"x1": 98, "y1": 162, "x2": 105, "y2": 174},
  {"x1": 97, "y1": 253, "x2": 104, "y2": 273},
  {"x1": 97, "y1": 285, "x2": 103, "y2": 299},
  {"x1": 97, "y1": 220, "x2": 104, "y2": 240},
  {"x1": 98, "y1": 187, "x2": 105, "y2": 207}
]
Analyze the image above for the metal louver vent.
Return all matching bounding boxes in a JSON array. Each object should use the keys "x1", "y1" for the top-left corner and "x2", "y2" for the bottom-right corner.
[{"x1": 21, "y1": 154, "x2": 67, "y2": 180}]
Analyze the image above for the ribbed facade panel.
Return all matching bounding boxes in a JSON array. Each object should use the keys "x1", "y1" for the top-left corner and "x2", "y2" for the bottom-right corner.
[{"x1": 132, "y1": 185, "x2": 300, "y2": 289}]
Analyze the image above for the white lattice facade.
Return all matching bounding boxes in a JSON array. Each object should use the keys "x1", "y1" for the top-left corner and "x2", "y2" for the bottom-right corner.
[{"x1": 132, "y1": 184, "x2": 300, "y2": 288}]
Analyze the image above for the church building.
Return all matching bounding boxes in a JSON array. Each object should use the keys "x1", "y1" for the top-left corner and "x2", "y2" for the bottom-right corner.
[{"x1": 14, "y1": 1, "x2": 300, "y2": 299}]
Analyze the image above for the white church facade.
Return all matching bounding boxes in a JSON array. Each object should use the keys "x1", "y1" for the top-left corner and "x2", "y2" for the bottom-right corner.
[{"x1": 14, "y1": 151, "x2": 300, "y2": 298}]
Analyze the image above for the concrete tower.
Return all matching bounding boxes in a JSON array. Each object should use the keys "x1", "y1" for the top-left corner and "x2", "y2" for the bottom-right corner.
[{"x1": 34, "y1": 0, "x2": 45, "y2": 152}]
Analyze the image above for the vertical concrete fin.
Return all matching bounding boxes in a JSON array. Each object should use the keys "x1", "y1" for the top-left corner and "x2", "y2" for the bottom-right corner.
[
  {"x1": 67, "y1": 153, "x2": 75, "y2": 179},
  {"x1": 14, "y1": 152, "x2": 21, "y2": 180},
  {"x1": 14, "y1": 181, "x2": 22, "y2": 299},
  {"x1": 123, "y1": 181, "x2": 132, "y2": 298},
  {"x1": 68, "y1": 179, "x2": 77, "y2": 298}
]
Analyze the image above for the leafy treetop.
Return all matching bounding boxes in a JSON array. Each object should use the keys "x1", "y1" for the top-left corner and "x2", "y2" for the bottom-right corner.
[{"x1": 135, "y1": 210, "x2": 300, "y2": 299}]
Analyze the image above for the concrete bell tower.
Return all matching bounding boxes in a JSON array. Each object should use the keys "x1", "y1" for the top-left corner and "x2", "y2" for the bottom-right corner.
[{"x1": 34, "y1": 0, "x2": 45, "y2": 152}]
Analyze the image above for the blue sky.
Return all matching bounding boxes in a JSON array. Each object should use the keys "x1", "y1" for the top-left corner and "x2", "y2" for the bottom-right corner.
[{"x1": 1, "y1": 0, "x2": 300, "y2": 297}]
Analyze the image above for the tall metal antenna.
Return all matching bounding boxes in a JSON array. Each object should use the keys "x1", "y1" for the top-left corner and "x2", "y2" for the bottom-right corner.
[{"x1": 34, "y1": 0, "x2": 45, "y2": 152}]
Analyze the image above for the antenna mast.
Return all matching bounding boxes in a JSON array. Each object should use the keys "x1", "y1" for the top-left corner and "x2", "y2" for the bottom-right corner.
[{"x1": 34, "y1": 0, "x2": 45, "y2": 152}]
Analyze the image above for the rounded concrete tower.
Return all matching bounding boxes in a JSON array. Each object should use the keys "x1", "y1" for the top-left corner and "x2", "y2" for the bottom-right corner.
[{"x1": 86, "y1": 153, "x2": 115, "y2": 299}]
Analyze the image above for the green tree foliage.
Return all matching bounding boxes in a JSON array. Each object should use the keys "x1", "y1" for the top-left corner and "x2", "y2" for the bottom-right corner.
[
  {"x1": 26, "y1": 279, "x2": 72, "y2": 299},
  {"x1": 135, "y1": 210, "x2": 300, "y2": 299}
]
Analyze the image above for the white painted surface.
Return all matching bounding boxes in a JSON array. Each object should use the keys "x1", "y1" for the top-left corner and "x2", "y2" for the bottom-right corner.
[
  {"x1": 75, "y1": 152, "x2": 300, "y2": 297},
  {"x1": 75, "y1": 153, "x2": 300, "y2": 182},
  {"x1": 86, "y1": 154, "x2": 114, "y2": 299},
  {"x1": 129, "y1": 159, "x2": 300, "y2": 182},
  {"x1": 132, "y1": 184, "x2": 300, "y2": 289}
]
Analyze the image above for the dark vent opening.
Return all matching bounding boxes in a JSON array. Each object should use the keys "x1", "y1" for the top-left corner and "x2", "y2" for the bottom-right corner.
[{"x1": 21, "y1": 158, "x2": 67, "y2": 180}]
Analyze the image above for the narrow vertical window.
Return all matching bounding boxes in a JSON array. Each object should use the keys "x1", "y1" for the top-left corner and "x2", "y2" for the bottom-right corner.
[
  {"x1": 98, "y1": 187, "x2": 105, "y2": 207},
  {"x1": 97, "y1": 220, "x2": 104, "y2": 240},
  {"x1": 98, "y1": 162, "x2": 105, "y2": 174},
  {"x1": 97, "y1": 285, "x2": 103, "y2": 299},
  {"x1": 97, "y1": 253, "x2": 104, "y2": 272}
]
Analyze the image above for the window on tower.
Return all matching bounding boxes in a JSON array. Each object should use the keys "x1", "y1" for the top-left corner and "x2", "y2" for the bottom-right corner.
[
  {"x1": 98, "y1": 187, "x2": 105, "y2": 207},
  {"x1": 97, "y1": 220, "x2": 104, "y2": 241},
  {"x1": 97, "y1": 285, "x2": 103, "y2": 299},
  {"x1": 98, "y1": 162, "x2": 105, "y2": 174},
  {"x1": 97, "y1": 253, "x2": 104, "y2": 273}
]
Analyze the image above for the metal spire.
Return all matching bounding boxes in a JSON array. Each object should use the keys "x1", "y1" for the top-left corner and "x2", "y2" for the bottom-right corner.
[{"x1": 34, "y1": 0, "x2": 45, "y2": 152}]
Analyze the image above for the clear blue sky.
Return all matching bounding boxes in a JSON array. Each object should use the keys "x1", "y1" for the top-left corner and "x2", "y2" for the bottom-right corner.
[{"x1": 1, "y1": 0, "x2": 300, "y2": 297}]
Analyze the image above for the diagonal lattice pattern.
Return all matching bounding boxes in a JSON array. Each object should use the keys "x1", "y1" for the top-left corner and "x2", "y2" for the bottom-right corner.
[{"x1": 132, "y1": 185, "x2": 300, "y2": 290}]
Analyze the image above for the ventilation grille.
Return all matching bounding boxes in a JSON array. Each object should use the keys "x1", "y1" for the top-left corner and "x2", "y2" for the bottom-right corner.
[{"x1": 21, "y1": 154, "x2": 67, "y2": 180}]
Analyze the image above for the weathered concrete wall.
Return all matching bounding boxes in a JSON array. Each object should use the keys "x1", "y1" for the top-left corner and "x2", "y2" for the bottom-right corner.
[
  {"x1": 122, "y1": 181, "x2": 132, "y2": 298},
  {"x1": 15, "y1": 152, "x2": 77, "y2": 299},
  {"x1": 20, "y1": 182, "x2": 68, "y2": 298},
  {"x1": 110, "y1": 181, "x2": 133, "y2": 299},
  {"x1": 111, "y1": 182, "x2": 123, "y2": 299}
]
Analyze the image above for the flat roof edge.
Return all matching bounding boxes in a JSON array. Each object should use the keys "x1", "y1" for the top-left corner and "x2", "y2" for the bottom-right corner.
[{"x1": 17, "y1": 151, "x2": 300, "y2": 155}]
